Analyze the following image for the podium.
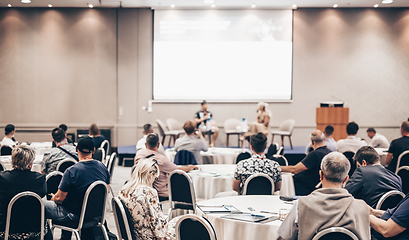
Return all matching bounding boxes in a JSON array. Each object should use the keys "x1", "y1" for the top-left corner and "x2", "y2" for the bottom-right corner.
[{"x1": 316, "y1": 107, "x2": 349, "y2": 141}]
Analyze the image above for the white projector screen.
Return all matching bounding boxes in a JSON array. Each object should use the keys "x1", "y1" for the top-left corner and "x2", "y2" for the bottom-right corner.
[{"x1": 153, "y1": 10, "x2": 293, "y2": 102}]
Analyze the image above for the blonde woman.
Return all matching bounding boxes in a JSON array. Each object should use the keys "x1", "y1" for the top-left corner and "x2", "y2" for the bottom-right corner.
[
  {"x1": 244, "y1": 102, "x2": 271, "y2": 138},
  {"x1": 118, "y1": 158, "x2": 176, "y2": 240}
]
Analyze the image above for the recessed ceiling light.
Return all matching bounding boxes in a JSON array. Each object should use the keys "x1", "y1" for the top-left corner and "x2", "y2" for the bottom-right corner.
[
  {"x1": 21, "y1": 0, "x2": 31, "y2": 3},
  {"x1": 333, "y1": 4, "x2": 338, "y2": 8},
  {"x1": 211, "y1": 4, "x2": 215, "y2": 7},
  {"x1": 48, "y1": 4, "x2": 52, "y2": 7},
  {"x1": 374, "y1": 4, "x2": 379, "y2": 7},
  {"x1": 292, "y1": 4, "x2": 297, "y2": 8},
  {"x1": 382, "y1": 0, "x2": 393, "y2": 3},
  {"x1": 88, "y1": 3, "x2": 93, "y2": 8},
  {"x1": 7, "y1": 3, "x2": 11, "y2": 7},
  {"x1": 171, "y1": 4, "x2": 175, "y2": 8},
  {"x1": 204, "y1": 0, "x2": 214, "y2": 3},
  {"x1": 251, "y1": 3, "x2": 256, "y2": 8}
]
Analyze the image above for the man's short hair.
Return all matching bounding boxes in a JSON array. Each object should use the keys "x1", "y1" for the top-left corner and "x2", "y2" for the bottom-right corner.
[
  {"x1": 52, "y1": 128, "x2": 66, "y2": 143},
  {"x1": 201, "y1": 100, "x2": 207, "y2": 106},
  {"x1": 5, "y1": 124, "x2": 15, "y2": 135},
  {"x1": 354, "y1": 146, "x2": 380, "y2": 165},
  {"x1": 143, "y1": 124, "x2": 152, "y2": 134},
  {"x1": 324, "y1": 125, "x2": 334, "y2": 136},
  {"x1": 12, "y1": 145, "x2": 35, "y2": 171},
  {"x1": 89, "y1": 123, "x2": 100, "y2": 136},
  {"x1": 311, "y1": 131, "x2": 325, "y2": 143},
  {"x1": 183, "y1": 121, "x2": 196, "y2": 134},
  {"x1": 346, "y1": 122, "x2": 359, "y2": 135},
  {"x1": 59, "y1": 124, "x2": 68, "y2": 132},
  {"x1": 367, "y1": 127, "x2": 376, "y2": 133},
  {"x1": 250, "y1": 133, "x2": 268, "y2": 153},
  {"x1": 401, "y1": 121, "x2": 409, "y2": 133},
  {"x1": 146, "y1": 133, "x2": 159, "y2": 149},
  {"x1": 321, "y1": 152, "x2": 350, "y2": 183}
]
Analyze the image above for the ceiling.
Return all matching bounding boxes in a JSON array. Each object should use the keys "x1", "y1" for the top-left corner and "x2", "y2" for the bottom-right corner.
[{"x1": 1, "y1": 0, "x2": 409, "y2": 9}]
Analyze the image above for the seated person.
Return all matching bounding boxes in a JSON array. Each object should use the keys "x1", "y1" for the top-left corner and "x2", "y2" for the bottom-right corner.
[
  {"x1": 43, "y1": 137, "x2": 110, "y2": 240},
  {"x1": 1, "y1": 124, "x2": 17, "y2": 148},
  {"x1": 233, "y1": 133, "x2": 281, "y2": 194},
  {"x1": 244, "y1": 102, "x2": 271, "y2": 138},
  {"x1": 0, "y1": 146, "x2": 51, "y2": 240},
  {"x1": 174, "y1": 121, "x2": 208, "y2": 165},
  {"x1": 52, "y1": 124, "x2": 74, "y2": 148},
  {"x1": 345, "y1": 146, "x2": 402, "y2": 208},
  {"x1": 119, "y1": 158, "x2": 176, "y2": 240},
  {"x1": 194, "y1": 100, "x2": 219, "y2": 147},
  {"x1": 41, "y1": 128, "x2": 78, "y2": 174},
  {"x1": 278, "y1": 152, "x2": 370, "y2": 240},
  {"x1": 136, "y1": 123, "x2": 165, "y2": 155},
  {"x1": 386, "y1": 121, "x2": 409, "y2": 173},
  {"x1": 367, "y1": 127, "x2": 390, "y2": 149},
  {"x1": 337, "y1": 121, "x2": 367, "y2": 153},
  {"x1": 281, "y1": 130, "x2": 332, "y2": 196},
  {"x1": 89, "y1": 123, "x2": 105, "y2": 149},
  {"x1": 135, "y1": 133, "x2": 196, "y2": 202},
  {"x1": 306, "y1": 125, "x2": 337, "y2": 153}
]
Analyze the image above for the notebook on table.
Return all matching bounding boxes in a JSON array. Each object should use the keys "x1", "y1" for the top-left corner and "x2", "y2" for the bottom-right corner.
[{"x1": 197, "y1": 205, "x2": 240, "y2": 214}]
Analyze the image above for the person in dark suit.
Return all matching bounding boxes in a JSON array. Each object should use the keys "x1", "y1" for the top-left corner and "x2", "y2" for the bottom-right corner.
[{"x1": 345, "y1": 146, "x2": 402, "y2": 208}]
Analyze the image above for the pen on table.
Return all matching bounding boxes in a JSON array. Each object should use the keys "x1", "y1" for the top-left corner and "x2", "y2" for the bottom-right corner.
[
  {"x1": 250, "y1": 213, "x2": 265, "y2": 217},
  {"x1": 260, "y1": 211, "x2": 278, "y2": 214}
]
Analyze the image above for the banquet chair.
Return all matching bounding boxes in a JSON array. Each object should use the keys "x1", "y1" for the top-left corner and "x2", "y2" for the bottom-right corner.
[
  {"x1": 271, "y1": 119, "x2": 295, "y2": 149},
  {"x1": 168, "y1": 170, "x2": 196, "y2": 220},
  {"x1": 46, "y1": 171, "x2": 63, "y2": 200},
  {"x1": 0, "y1": 145, "x2": 13, "y2": 156},
  {"x1": 0, "y1": 162, "x2": 5, "y2": 171},
  {"x1": 56, "y1": 159, "x2": 77, "y2": 173},
  {"x1": 176, "y1": 214, "x2": 217, "y2": 240},
  {"x1": 396, "y1": 166, "x2": 409, "y2": 194},
  {"x1": 235, "y1": 152, "x2": 251, "y2": 164},
  {"x1": 224, "y1": 118, "x2": 243, "y2": 147},
  {"x1": 52, "y1": 181, "x2": 109, "y2": 240},
  {"x1": 166, "y1": 118, "x2": 185, "y2": 137},
  {"x1": 157, "y1": 119, "x2": 180, "y2": 147},
  {"x1": 106, "y1": 152, "x2": 117, "y2": 198},
  {"x1": 243, "y1": 173, "x2": 275, "y2": 195},
  {"x1": 312, "y1": 227, "x2": 359, "y2": 240},
  {"x1": 100, "y1": 140, "x2": 110, "y2": 161},
  {"x1": 93, "y1": 148, "x2": 105, "y2": 162},
  {"x1": 266, "y1": 143, "x2": 280, "y2": 159},
  {"x1": 112, "y1": 197, "x2": 136, "y2": 240},
  {"x1": 5, "y1": 191, "x2": 45, "y2": 240},
  {"x1": 174, "y1": 150, "x2": 197, "y2": 165},
  {"x1": 395, "y1": 150, "x2": 409, "y2": 174},
  {"x1": 342, "y1": 151, "x2": 356, "y2": 177},
  {"x1": 375, "y1": 190, "x2": 405, "y2": 210},
  {"x1": 270, "y1": 155, "x2": 288, "y2": 166}
]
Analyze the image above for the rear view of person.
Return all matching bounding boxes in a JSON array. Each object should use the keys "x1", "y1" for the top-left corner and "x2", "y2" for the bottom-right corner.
[{"x1": 89, "y1": 123, "x2": 105, "y2": 149}]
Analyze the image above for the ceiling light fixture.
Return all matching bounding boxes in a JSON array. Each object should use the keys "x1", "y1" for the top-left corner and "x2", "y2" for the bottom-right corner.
[
  {"x1": 292, "y1": 4, "x2": 297, "y2": 9},
  {"x1": 21, "y1": 0, "x2": 31, "y2": 3},
  {"x1": 382, "y1": 0, "x2": 393, "y2": 4},
  {"x1": 88, "y1": 3, "x2": 93, "y2": 8},
  {"x1": 374, "y1": 4, "x2": 379, "y2": 7},
  {"x1": 211, "y1": 4, "x2": 215, "y2": 7},
  {"x1": 7, "y1": 3, "x2": 11, "y2": 7},
  {"x1": 251, "y1": 3, "x2": 256, "y2": 8},
  {"x1": 48, "y1": 4, "x2": 52, "y2": 7},
  {"x1": 204, "y1": 0, "x2": 214, "y2": 3},
  {"x1": 333, "y1": 4, "x2": 338, "y2": 8},
  {"x1": 170, "y1": 4, "x2": 175, "y2": 8}
]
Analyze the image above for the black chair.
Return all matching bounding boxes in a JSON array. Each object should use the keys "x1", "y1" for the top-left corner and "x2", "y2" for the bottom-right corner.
[
  {"x1": 168, "y1": 170, "x2": 196, "y2": 219},
  {"x1": 174, "y1": 150, "x2": 197, "y2": 165},
  {"x1": 235, "y1": 152, "x2": 251, "y2": 164},
  {"x1": 312, "y1": 227, "x2": 359, "y2": 240},
  {"x1": 266, "y1": 143, "x2": 279, "y2": 159},
  {"x1": 106, "y1": 152, "x2": 117, "y2": 198},
  {"x1": 52, "y1": 181, "x2": 109, "y2": 240},
  {"x1": 375, "y1": 190, "x2": 405, "y2": 210},
  {"x1": 342, "y1": 151, "x2": 356, "y2": 177},
  {"x1": 396, "y1": 150, "x2": 409, "y2": 174},
  {"x1": 112, "y1": 197, "x2": 136, "y2": 240},
  {"x1": 397, "y1": 166, "x2": 409, "y2": 195},
  {"x1": 100, "y1": 140, "x2": 110, "y2": 161},
  {"x1": 46, "y1": 171, "x2": 63, "y2": 200},
  {"x1": 5, "y1": 191, "x2": 45, "y2": 240},
  {"x1": 242, "y1": 173, "x2": 275, "y2": 195},
  {"x1": 93, "y1": 148, "x2": 105, "y2": 162},
  {"x1": 56, "y1": 159, "x2": 77, "y2": 173},
  {"x1": 176, "y1": 214, "x2": 217, "y2": 240},
  {"x1": 0, "y1": 162, "x2": 5, "y2": 171},
  {"x1": 269, "y1": 155, "x2": 288, "y2": 166},
  {"x1": 1, "y1": 145, "x2": 13, "y2": 156}
]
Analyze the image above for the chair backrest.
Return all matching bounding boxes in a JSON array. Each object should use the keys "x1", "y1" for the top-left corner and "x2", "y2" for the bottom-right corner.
[
  {"x1": 156, "y1": 119, "x2": 167, "y2": 136},
  {"x1": 278, "y1": 119, "x2": 295, "y2": 133},
  {"x1": 1, "y1": 145, "x2": 13, "y2": 156},
  {"x1": 376, "y1": 190, "x2": 405, "y2": 210},
  {"x1": 224, "y1": 118, "x2": 241, "y2": 132},
  {"x1": 235, "y1": 152, "x2": 251, "y2": 164},
  {"x1": 5, "y1": 191, "x2": 44, "y2": 240},
  {"x1": 46, "y1": 171, "x2": 64, "y2": 200},
  {"x1": 243, "y1": 173, "x2": 275, "y2": 195},
  {"x1": 271, "y1": 155, "x2": 288, "y2": 166},
  {"x1": 312, "y1": 227, "x2": 359, "y2": 240},
  {"x1": 266, "y1": 143, "x2": 279, "y2": 159},
  {"x1": 107, "y1": 152, "x2": 117, "y2": 180},
  {"x1": 342, "y1": 151, "x2": 356, "y2": 177},
  {"x1": 175, "y1": 150, "x2": 197, "y2": 165},
  {"x1": 168, "y1": 170, "x2": 196, "y2": 212},
  {"x1": 0, "y1": 161, "x2": 5, "y2": 171},
  {"x1": 397, "y1": 166, "x2": 409, "y2": 195},
  {"x1": 167, "y1": 118, "x2": 183, "y2": 131},
  {"x1": 100, "y1": 140, "x2": 110, "y2": 158},
  {"x1": 93, "y1": 148, "x2": 105, "y2": 162},
  {"x1": 77, "y1": 181, "x2": 108, "y2": 229},
  {"x1": 56, "y1": 159, "x2": 77, "y2": 173},
  {"x1": 112, "y1": 197, "x2": 135, "y2": 240},
  {"x1": 176, "y1": 214, "x2": 217, "y2": 240},
  {"x1": 396, "y1": 150, "x2": 409, "y2": 174}
]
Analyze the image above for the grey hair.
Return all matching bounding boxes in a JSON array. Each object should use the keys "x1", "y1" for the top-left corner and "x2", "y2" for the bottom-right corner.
[
  {"x1": 310, "y1": 131, "x2": 325, "y2": 143},
  {"x1": 320, "y1": 152, "x2": 350, "y2": 183},
  {"x1": 11, "y1": 145, "x2": 36, "y2": 171}
]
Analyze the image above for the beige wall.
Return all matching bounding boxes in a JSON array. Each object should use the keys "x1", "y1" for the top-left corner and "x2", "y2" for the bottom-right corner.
[{"x1": 0, "y1": 8, "x2": 408, "y2": 147}]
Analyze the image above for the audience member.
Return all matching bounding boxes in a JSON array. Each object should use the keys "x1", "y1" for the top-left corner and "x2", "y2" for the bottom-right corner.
[
  {"x1": 43, "y1": 137, "x2": 110, "y2": 240},
  {"x1": 306, "y1": 125, "x2": 337, "y2": 153},
  {"x1": 1, "y1": 124, "x2": 17, "y2": 148},
  {"x1": 244, "y1": 102, "x2": 271, "y2": 138},
  {"x1": 386, "y1": 121, "x2": 409, "y2": 173},
  {"x1": 336, "y1": 121, "x2": 367, "y2": 153},
  {"x1": 41, "y1": 128, "x2": 78, "y2": 174},
  {"x1": 0, "y1": 146, "x2": 51, "y2": 239},
  {"x1": 233, "y1": 133, "x2": 281, "y2": 194},
  {"x1": 345, "y1": 146, "x2": 402, "y2": 208},
  {"x1": 367, "y1": 127, "x2": 390, "y2": 148},
  {"x1": 278, "y1": 152, "x2": 370, "y2": 240},
  {"x1": 281, "y1": 130, "x2": 332, "y2": 196},
  {"x1": 194, "y1": 100, "x2": 219, "y2": 147},
  {"x1": 89, "y1": 123, "x2": 105, "y2": 149},
  {"x1": 174, "y1": 121, "x2": 208, "y2": 164},
  {"x1": 52, "y1": 124, "x2": 74, "y2": 147},
  {"x1": 119, "y1": 158, "x2": 176, "y2": 240},
  {"x1": 136, "y1": 123, "x2": 165, "y2": 155},
  {"x1": 135, "y1": 133, "x2": 196, "y2": 202}
]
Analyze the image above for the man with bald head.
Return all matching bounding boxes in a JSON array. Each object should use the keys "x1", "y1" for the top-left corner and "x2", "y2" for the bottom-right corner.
[
  {"x1": 281, "y1": 130, "x2": 332, "y2": 195},
  {"x1": 386, "y1": 121, "x2": 409, "y2": 173}
]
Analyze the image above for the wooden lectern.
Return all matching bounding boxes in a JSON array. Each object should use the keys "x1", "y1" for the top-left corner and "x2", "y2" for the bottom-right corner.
[{"x1": 316, "y1": 107, "x2": 349, "y2": 141}]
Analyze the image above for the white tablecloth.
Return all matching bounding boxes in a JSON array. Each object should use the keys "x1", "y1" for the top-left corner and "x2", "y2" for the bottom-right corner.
[
  {"x1": 0, "y1": 155, "x2": 43, "y2": 172},
  {"x1": 375, "y1": 148, "x2": 388, "y2": 166},
  {"x1": 189, "y1": 164, "x2": 295, "y2": 199},
  {"x1": 166, "y1": 147, "x2": 247, "y2": 165},
  {"x1": 198, "y1": 195, "x2": 293, "y2": 240},
  {"x1": 28, "y1": 142, "x2": 53, "y2": 155}
]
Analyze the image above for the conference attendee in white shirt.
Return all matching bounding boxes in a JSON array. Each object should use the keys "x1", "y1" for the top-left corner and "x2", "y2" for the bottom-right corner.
[
  {"x1": 136, "y1": 123, "x2": 165, "y2": 155},
  {"x1": 1, "y1": 124, "x2": 17, "y2": 148},
  {"x1": 337, "y1": 122, "x2": 367, "y2": 153},
  {"x1": 306, "y1": 125, "x2": 337, "y2": 153},
  {"x1": 367, "y1": 127, "x2": 390, "y2": 149},
  {"x1": 174, "y1": 121, "x2": 208, "y2": 165}
]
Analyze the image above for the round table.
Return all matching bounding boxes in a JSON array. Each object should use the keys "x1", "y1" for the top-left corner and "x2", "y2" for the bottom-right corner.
[
  {"x1": 189, "y1": 164, "x2": 295, "y2": 199},
  {"x1": 0, "y1": 155, "x2": 43, "y2": 172},
  {"x1": 197, "y1": 195, "x2": 293, "y2": 240},
  {"x1": 166, "y1": 147, "x2": 246, "y2": 165}
]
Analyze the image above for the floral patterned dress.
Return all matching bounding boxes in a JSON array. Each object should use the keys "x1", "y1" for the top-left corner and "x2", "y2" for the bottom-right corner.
[{"x1": 118, "y1": 185, "x2": 176, "y2": 240}]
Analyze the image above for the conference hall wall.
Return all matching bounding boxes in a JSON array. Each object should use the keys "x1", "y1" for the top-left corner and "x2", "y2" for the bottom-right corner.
[{"x1": 0, "y1": 8, "x2": 408, "y2": 147}]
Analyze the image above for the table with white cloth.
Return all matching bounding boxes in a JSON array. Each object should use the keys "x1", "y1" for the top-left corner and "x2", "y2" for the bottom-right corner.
[
  {"x1": 28, "y1": 142, "x2": 53, "y2": 155},
  {"x1": 0, "y1": 155, "x2": 43, "y2": 172},
  {"x1": 197, "y1": 195, "x2": 293, "y2": 240},
  {"x1": 189, "y1": 164, "x2": 295, "y2": 199},
  {"x1": 166, "y1": 147, "x2": 247, "y2": 165},
  {"x1": 375, "y1": 148, "x2": 388, "y2": 166}
]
